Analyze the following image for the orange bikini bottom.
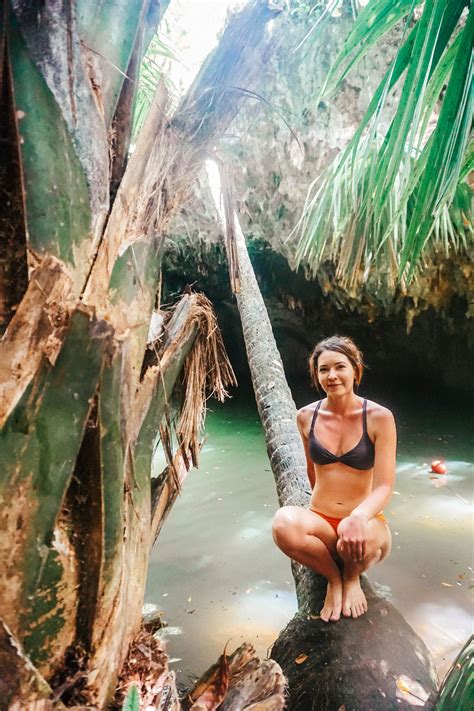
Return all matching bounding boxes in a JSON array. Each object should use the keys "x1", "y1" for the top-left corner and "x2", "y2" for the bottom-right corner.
[{"x1": 313, "y1": 510, "x2": 387, "y2": 534}]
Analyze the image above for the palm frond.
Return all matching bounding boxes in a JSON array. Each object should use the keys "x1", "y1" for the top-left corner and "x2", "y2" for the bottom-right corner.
[
  {"x1": 321, "y1": 0, "x2": 417, "y2": 97},
  {"x1": 297, "y1": 0, "x2": 473, "y2": 285},
  {"x1": 400, "y1": 3, "x2": 474, "y2": 277},
  {"x1": 132, "y1": 33, "x2": 180, "y2": 140}
]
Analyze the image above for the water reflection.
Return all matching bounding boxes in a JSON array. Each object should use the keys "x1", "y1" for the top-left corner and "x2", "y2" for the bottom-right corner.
[{"x1": 146, "y1": 395, "x2": 473, "y2": 685}]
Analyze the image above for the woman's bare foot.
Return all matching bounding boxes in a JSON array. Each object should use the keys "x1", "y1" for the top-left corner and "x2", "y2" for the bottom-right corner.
[
  {"x1": 320, "y1": 578, "x2": 343, "y2": 622},
  {"x1": 342, "y1": 576, "x2": 368, "y2": 618}
]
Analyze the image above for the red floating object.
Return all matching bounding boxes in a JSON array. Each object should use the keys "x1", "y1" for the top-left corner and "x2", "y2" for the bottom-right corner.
[{"x1": 431, "y1": 459, "x2": 447, "y2": 475}]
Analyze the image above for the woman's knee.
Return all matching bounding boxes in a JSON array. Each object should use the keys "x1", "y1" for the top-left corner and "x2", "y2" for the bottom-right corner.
[
  {"x1": 272, "y1": 507, "x2": 300, "y2": 552},
  {"x1": 379, "y1": 536, "x2": 391, "y2": 561},
  {"x1": 369, "y1": 521, "x2": 391, "y2": 561}
]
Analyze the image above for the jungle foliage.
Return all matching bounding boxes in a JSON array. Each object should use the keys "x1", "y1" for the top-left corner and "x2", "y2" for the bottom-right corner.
[{"x1": 296, "y1": 0, "x2": 473, "y2": 285}]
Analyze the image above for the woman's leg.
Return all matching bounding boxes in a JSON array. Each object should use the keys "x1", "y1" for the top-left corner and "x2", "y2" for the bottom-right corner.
[
  {"x1": 272, "y1": 506, "x2": 343, "y2": 621},
  {"x1": 336, "y1": 517, "x2": 392, "y2": 618}
]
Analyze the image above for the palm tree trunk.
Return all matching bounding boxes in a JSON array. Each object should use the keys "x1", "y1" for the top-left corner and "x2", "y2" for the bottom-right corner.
[
  {"x1": 0, "y1": 2, "x2": 279, "y2": 707},
  {"x1": 218, "y1": 166, "x2": 439, "y2": 710},
  {"x1": 224, "y1": 198, "x2": 309, "y2": 512}
]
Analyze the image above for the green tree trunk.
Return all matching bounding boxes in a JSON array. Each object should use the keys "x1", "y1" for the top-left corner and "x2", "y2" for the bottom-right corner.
[{"x1": 0, "y1": 1, "x2": 279, "y2": 707}]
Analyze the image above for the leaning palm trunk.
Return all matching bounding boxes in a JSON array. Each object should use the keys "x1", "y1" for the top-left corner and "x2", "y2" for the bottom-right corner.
[
  {"x1": 0, "y1": 1, "x2": 279, "y2": 707},
  {"x1": 217, "y1": 166, "x2": 439, "y2": 710}
]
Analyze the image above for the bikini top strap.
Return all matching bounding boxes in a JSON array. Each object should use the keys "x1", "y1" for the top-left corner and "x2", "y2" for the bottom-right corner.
[
  {"x1": 362, "y1": 398, "x2": 368, "y2": 433},
  {"x1": 309, "y1": 400, "x2": 322, "y2": 436}
]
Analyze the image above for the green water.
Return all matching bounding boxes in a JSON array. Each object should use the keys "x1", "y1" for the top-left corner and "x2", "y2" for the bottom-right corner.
[{"x1": 145, "y1": 391, "x2": 473, "y2": 687}]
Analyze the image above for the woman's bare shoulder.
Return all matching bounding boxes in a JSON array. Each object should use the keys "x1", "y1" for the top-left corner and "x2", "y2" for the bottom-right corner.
[
  {"x1": 297, "y1": 401, "x2": 320, "y2": 415},
  {"x1": 365, "y1": 399, "x2": 395, "y2": 429},
  {"x1": 296, "y1": 402, "x2": 319, "y2": 427}
]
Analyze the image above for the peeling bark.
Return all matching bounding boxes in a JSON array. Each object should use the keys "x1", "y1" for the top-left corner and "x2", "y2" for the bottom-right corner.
[
  {"x1": 108, "y1": 0, "x2": 171, "y2": 201},
  {"x1": 0, "y1": 256, "x2": 72, "y2": 426},
  {"x1": 0, "y1": 622, "x2": 66, "y2": 710},
  {"x1": 151, "y1": 446, "x2": 198, "y2": 546},
  {"x1": 0, "y1": 308, "x2": 115, "y2": 677},
  {"x1": 82, "y1": 79, "x2": 169, "y2": 316}
]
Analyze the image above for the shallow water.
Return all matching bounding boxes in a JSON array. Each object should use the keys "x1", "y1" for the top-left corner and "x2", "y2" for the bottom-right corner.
[{"x1": 145, "y1": 391, "x2": 473, "y2": 687}]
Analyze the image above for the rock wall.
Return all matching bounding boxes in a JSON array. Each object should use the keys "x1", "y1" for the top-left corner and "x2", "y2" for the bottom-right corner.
[{"x1": 163, "y1": 6, "x2": 473, "y2": 397}]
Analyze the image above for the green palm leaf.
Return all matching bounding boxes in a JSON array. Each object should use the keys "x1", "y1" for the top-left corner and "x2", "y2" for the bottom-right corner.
[
  {"x1": 400, "y1": 2, "x2": 474, "y2": 276},
  {"x1": 132, "y1": 33, "x2": 180, "y2": 140},
  {"x1": 297, "y1": 0, "x2": 473, "y2": 285},
  {"x1": 321, "y1": 0, "x2": 416, "y2": 97}
]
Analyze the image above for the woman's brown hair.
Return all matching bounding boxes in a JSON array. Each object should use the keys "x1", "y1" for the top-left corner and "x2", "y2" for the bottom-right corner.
[{"x1": 309, "y1": 335, "x2": 365, "y2": 390}]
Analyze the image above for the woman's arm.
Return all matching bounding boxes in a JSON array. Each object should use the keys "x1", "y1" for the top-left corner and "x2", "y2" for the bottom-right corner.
[
  {"x1": 338, "y1": 406, "x2": 396, "y2": 561},
  {"x1": 296, "y1": 408, "x2": 316, "y2": 490}
]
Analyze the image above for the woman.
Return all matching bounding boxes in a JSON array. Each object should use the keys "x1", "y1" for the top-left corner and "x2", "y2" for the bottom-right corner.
[{"x1": 272, "y1": 335, "x2": 396, "y2": 622}]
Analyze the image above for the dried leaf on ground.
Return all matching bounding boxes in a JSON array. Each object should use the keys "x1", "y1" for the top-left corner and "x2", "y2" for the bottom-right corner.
[
  {"x1": 395, "y1": 675, "x2": 429, "y2": 705},
  {"x1": 295, "y1": 654, "x2": 308, "y2": 664},
  {"x1": 189, "y1": 646, "x2": 229, "y2": 710},
  {"x1": 113, "y1": 629, "x2": 174, "y2": 710},
  {"x1": 152, "y1": 671, "x2": 181, "y2": 710},
  {"x1": 189, "y1": 643, "x2": 285, "y2": 711}
]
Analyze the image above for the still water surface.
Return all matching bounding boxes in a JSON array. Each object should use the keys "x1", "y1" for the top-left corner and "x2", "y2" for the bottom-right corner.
[{"x1": 145, "y1": 391, "x2": 473, "y2": 687}]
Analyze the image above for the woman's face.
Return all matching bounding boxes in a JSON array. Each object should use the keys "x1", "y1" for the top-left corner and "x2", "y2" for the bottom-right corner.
[{"x1": 316, "y1": 350, "x2": 357, "y2": 395}]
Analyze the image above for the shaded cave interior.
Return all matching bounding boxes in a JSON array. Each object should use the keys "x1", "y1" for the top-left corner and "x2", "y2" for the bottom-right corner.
[{"x1": 162, "y1": 239, "x2": 474, "y2": 406}]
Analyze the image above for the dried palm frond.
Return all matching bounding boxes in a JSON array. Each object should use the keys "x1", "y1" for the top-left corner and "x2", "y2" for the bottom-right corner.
[
  {"x1": 143, "y1": 292, "x2": 235, "y2": 539},
  {"x1": 175, "y1": 293, "x2": 237, "y2": 467},
  {"x1": 150, "y1": 440, "x2": 206, "y2": 545}
]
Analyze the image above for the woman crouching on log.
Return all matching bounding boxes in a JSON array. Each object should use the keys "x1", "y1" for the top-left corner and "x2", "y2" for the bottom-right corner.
[{"x1": 272, "y1": 335, "x2": 396, "y2": 622}]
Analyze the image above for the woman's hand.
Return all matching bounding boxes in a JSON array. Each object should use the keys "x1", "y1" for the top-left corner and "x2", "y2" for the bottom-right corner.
[{"x1": 337, "y1": 513, "x2": 369, "y2": 562}]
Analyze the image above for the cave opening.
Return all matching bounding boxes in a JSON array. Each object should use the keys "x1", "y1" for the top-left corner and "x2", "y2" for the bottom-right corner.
[{"x1": 161, "y1": 239, "x2": 474, "y2": 407}]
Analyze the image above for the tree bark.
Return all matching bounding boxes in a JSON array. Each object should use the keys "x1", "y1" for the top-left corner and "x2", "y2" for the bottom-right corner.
[
  {"x1": 218, "y1": 171, "x2": 438, "y2": 709},
  {"x1": 0, "y1": 622, "x2": 66, "y2": 711},
  {"x1": 1, "y1": 2, "x2": 280, "y2": 706}
]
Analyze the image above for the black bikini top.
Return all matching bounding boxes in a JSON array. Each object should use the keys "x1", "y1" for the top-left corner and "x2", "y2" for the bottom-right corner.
[{"x1": 308, "y1": 399, "x2": 375, "y2": 470}]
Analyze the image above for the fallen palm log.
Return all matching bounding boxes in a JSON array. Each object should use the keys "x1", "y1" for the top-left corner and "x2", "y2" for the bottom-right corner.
[{"x1": 216, "y1": 165, "x2": 438, "y2": 709}]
